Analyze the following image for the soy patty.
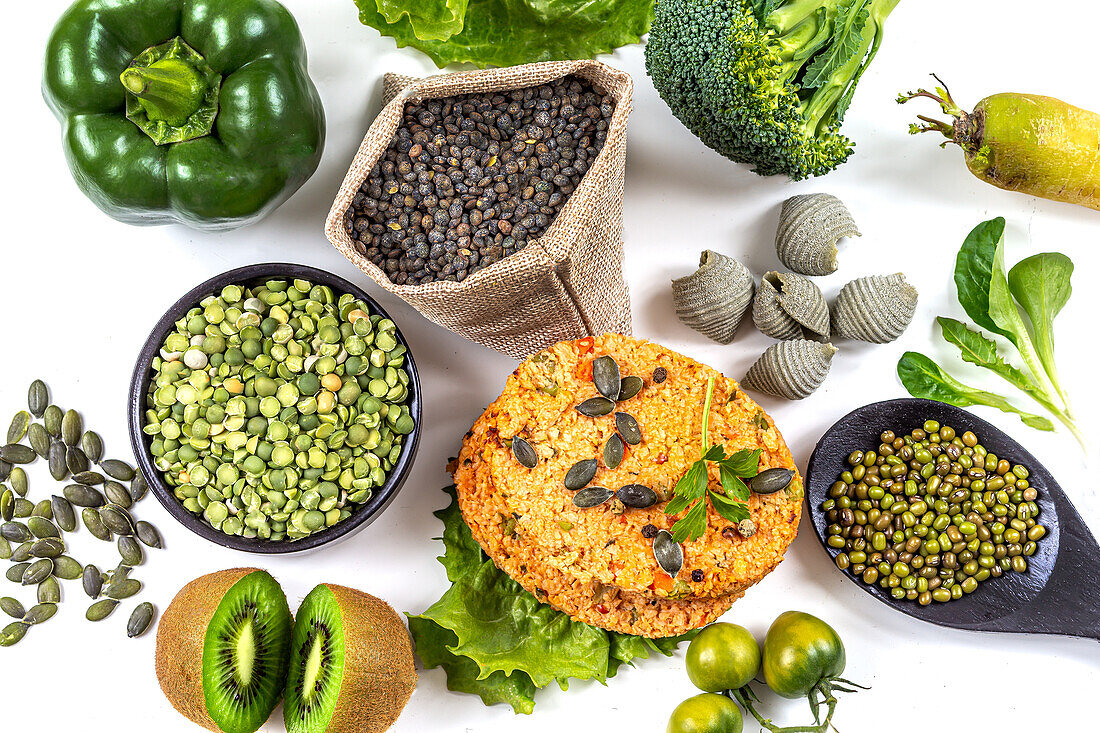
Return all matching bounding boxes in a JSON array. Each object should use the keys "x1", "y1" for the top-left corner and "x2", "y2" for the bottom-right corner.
[{"x1": 452, "y1": 335, "x2": 802, "y2": 637}]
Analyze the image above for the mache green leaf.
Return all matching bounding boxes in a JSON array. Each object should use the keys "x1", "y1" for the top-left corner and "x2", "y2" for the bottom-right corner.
[
  {"x1": 1007, "y1": 252, "x2": 1074, "y2": 406},
  {"x1": 935, "y1": 317, "x2": 1050, "y2": 406}
]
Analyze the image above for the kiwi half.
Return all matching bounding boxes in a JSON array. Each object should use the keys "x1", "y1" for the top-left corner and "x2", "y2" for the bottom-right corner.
[
  {"x1": 284, "y1": 584, "x2": 416, "y2": 733},
  {"x1": 156, "y1": 568, "x2": 292, "y2": 733}
]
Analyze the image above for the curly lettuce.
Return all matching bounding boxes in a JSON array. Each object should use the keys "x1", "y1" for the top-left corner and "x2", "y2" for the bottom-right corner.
[
  {"x1": 354, "y1": 0, "x2": 655, "y2": 68},
  {"x1": 408, "y1": 486, "x2": 694, "y2": 713}
]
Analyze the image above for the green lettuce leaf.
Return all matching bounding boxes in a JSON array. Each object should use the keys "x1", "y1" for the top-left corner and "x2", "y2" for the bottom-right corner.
[{"x1": 354, "y1": 0, "x2": 655, "y2": 68}]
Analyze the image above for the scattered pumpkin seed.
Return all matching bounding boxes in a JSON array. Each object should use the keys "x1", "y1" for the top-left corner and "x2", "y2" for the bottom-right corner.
[
  {"x1": 575, "y1": 397, "x2": 615, "y2": 417},
  {"x1": 0, "y1": 621, "x2": 28, "y2": 646},
  {"x1": 12, "y1": 498, "x2": 33, "y2": 518},
  {"x1": 6, "y1": 411, "x2": 30, "y2": 444},
  {"x1": 1, "y1": 521, "x2": 31, "y2": 543},
  {"x1": 135, "y1": 521, "x2": 163, "y2": 549},
  {"x1": 603, "y1": 433, "x2": 625, "y2": 469},
  {"x1": 614, "y1": 412, "x2": 642, "y2": 445},
  {"x1": 66, "y1": 446, "x2": 90, "y2": 474},
  {"x1": 11, "y1": 542, "x2": 33, "y2": 562},
  {"x1": 617, "y1": 375, "x2": 644, "y2": 401},
  {"x1": 616, "y1": 484, "x2": 658, "y2": 509},
  {"x1": 38, "y1": 576, "x2": 61, "y2": 603},
  {"x1": 128, "y1": 474, "x2": 148, "y2": 503},
  {"x1": 31, "y1": 500, "x2": 52, "y2": 520},
  {"x1": 118, "y1": 536, "x2": 143, "y2": 566},
  {"x1": 31, "y1": 538, "x2": 65, "y2": 559},
  {"x1": 100, "y1": 505, "x2": 135, "y2": 536},
  {"x1": 511, "y1": 437, "x2": 538, "y2": 469},
  {"x1": 10, "y1": 466, "x2": 28, "y2": 497},
  {"x1": 23, "y1": 603, "x2": 57, "y2": 625},
  {"x1": 7, "y1": 563, "x2": 30, "y2": 582},
  {"x1": 61, "y1": 410, "x2": 83, "y2": 447},
  {"x1": 573, "y1": 486, "x2": 613, "y2": 508},
  {"x1": 109, "y1": 563, "x2": 132, "y2": 584},
  {"x1": 80, "y1": 431, "x2": 104, "y2": 463},
  {"x1": 0, "y1": 489, "x2": 12, "y2": 522},
  {"x1": 0, "y1": 444, "x2": 36, "y2": 464},
  {"x1": 0, "y1": 536, "x2": 10, "y2": 559},
  {"x1": 43, "y1": 405, "x2": 63, "y2": 437},
  {"x1": 28, "y1": 516, "x2": 60, "y2": 540},
  {"x1": 63, "y1": 484, "x2": 106, "y2": 508},
  {"x1": 72, "y1": 470, "x2": 106, "y2": 486},
  {"x1": 27, "y1": 423, "x2": 50, "y2": 459},
  {"x1": 28, "y1": 380, "x2": 49, "y2": 419},
  {"x1": 104, "y1": 482, "x2": 132, "y2": 509},
  {"x1": 564, "y1": 458, "x2": 598, "y2": 490},
  {"x1": 52, "y1": 555, "x2": 82, "y2": 580},
  {"x1": 50, "y1": 496, "x2": 76, "y2": 532},
  {"x1": 653, "y1": 530, "x2": 683, "y2": 577},
  {"x1": 22, "y1": 558, "x2": 54, "y2": 586},
  {"x1": 86, "y1": 599, "x2": 118, "y2": 621},
  {"x1": 1, "y1": 597, "x2": 25, "y2": 618},
  {"x1": 592, "y1": 356, "x2": 622, "y2": 400},
  {"x1": 749, "y1": 467, "x2": 795, "y2": 495},
  {"x1": 83, "y1": 565, "x2": 103, "y2": 599},
  {"x1": 82, "y1": 509, "x2": 111, "y2": 541},
  {"x1": 0, "y1": 461, "x2": 9, "y2": 482},
  {"x1": 105, "y1": 579, "x2": 142, "y2": 600},
  {"x1": 99, "y1": 459, "x2": 135, "y2": 482},
  {"x1": 127, "y1": 602, "x2": 156, "y2": 638},
  {"x1": 48, "y1": 442, "x2": 68, "y2": 481}
]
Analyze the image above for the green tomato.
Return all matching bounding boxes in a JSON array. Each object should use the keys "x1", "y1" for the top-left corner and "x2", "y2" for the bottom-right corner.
[
  {"x1": 761, "y1": 611, "x2": 846, "y2": 699},
  {"x1": 686, "y1": 622, "x2": 761, "y2": 692},
  {"x1": 667, "y1": 693, "x2": 744, "y2": 733}
]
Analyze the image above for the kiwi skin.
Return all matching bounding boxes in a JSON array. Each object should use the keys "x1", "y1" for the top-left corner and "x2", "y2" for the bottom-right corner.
[
  {"x1": 155, "y1": 568, "x2": 281, "y2": 733},
  {"x1": 286, "y1": 584, "x2": 417, "y2": 733}
]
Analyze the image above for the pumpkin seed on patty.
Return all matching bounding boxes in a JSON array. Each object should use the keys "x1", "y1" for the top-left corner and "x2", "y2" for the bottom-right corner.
[
  {"x1": 615, "y1": 412, "x2": 642, "y2": 445},
  {"x1": 511, "y1": 437, "x2": 538, "y2": 469},
  {"x1": 564, "y1": 459, "x2": 598, "y2": 490},
  {"x1": 653, "y1": 530, "x2": 683, "y2": 577},
  {"x1": 603, "y1": 433, "x2": 625, "y2": 469},
  {"x1": 616, "y1": 484, "x2": 658, "y2": 509},
  {"x1": 591, "y1": 356, "x2": 622, "y2": 400},
  {"x1": 575, "y1": 397, "x2": 615, "y2": 417},
  {"x1": 573, "y1": 486, "x2": 613, "y2": 508},
  {"x1": 750, "y1": 467, "x2": 795, "y2": 495},
  {"x1": 127, "y1": 602, "x2": 155, "y2": 638},
  {"x1": 617, "y1": 375, "x2": 644, "y2": 401}
]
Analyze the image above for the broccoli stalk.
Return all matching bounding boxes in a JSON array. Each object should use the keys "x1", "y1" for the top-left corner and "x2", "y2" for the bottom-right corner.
[{"x1": 646, "y1": 0, "x2": 900, "y2": 179}]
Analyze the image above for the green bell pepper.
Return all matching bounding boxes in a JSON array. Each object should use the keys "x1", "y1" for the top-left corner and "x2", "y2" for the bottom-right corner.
[{"x1": 43, "y1": 0, "x2": 325, "y2": 231}]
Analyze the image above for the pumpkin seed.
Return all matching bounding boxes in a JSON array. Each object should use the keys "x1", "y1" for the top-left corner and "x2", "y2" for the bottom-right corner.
[
  {"x1": 72, "y1": 470, "x2": 106, "y2": 486},
  {"x1": 80, "y1": 431, "x2": 104, "y2": 463},
  {"x1": 127, "y1": 602, "x2": 155, "y2": 638},
  {"x1": 0, "y1": 489, "x2": 12, "y2": 522},
  {"x1": 603, "y1": 433, "x2": 625, "y2": 469},
  {"x1": 64, "y1": 484, "x2": 106, "y2": 508},
  {"x1": 591, "y1": 356, "x2": 622, "y2": 400},
  {"x1": 109, "y1": 563, "x2": 132, "y2": 584},
  {"x1": 616, "y1": 484, "x2": 658, "y2": 508},
  {"x1": 0, "y1": 444, "x2": 35, "y2": 464},
  {"x1": 100, "y1": 459, "x2": 135, "y2": 482},
  {"x1": 31, "y1": 538, "x2": 65, "y2": 559},
  {"x1": 0, "y1": 621, "x2": 28, "y2": 646},
  {"x1": 22, "y1": 558, "x2": 53, "y2": 585},
  {"x1": 0, "y1": 536, "x2": 10, "y2": 559},
  {"x1": 1, "y1": 597, "x2": 25, "y2": 618},
  {"x1": 118, "y1": 536, "x2": 143, "y2": 566},
  {"x1": 511, "y1": 437, "x2": 538, "y2": 469},
  {"x1": 86, "y1": 599, "x2": 118, "y2": 621},
  {"x1": 106, "y1": 579, "x2": 142, "y2": 600},
  {"x1": 43, "y1": 405, "x2": 63, "y2": 437},
  {"x1": 11, "y1": 467, "x2": 29, "y2": 497},
  {"x1": 100, "y1": 505, "x2": 135, "y2": 536},
  {"x1": 23, "y1": 602, "x2": 57, "y2": 625},
  {"x1": 7, "y1": 563, "x2": 30, "y2": 582},
  {"x1": 38, "y1": 575, "x2": 61, "y2": 603},
  {"x1": 83, "y1": 565, "x2": 103, "y2": 599},
  {"x1": 51, "y1": 496, "x2": 77, "y2": 532},
  {"x1": 573, "y1": 486, "x2": 613, "y2": 508},
  {"x1": 82, "y1": 509, "x2": 111, "y2": 541},
  {"x1": 6, "y1": 412, "x2": 31, "y2": 444},
  {"x1": 47, "y1": 445, "x2": 67, "y2": 483},
  {"x1": 66, "y1": 446, "x2": 90, "y2": 474},
  {"x1": 1, "y1": 521, "x2": 31, "y2": 543},
  {"x1": 11, "y1": 542, "x2": 32, "y2": 562},
  {"x1": 52, "y1": 555, "x2": 82, "y2": 580},
  {"x1": 575, "y1": 397, "x2": 615, "y2": 417},
  {"x1": 27, "y1": 423, "x2": 50, "y2": 460},
  {"x1": 617, "y1": 375, "x2": 644, "y2": 401},
  {"x1": 12, "y1": 498, "x2": 33, "y2": 518},
  {"x1": 135, "y1": 521, "x2": 163, "y2": 549},
  {"x1": 129, "y1": 474, "x2": 149, "y2": 503},
  {"x1": 61, "y1": 410, "x2": 82, "y2": 447},
  {"x1": 28, "y1": 380, "x2": 49, "y2": 419},
  {"x1": 614, "y1": 412, "x2": 643, "y2": 445},
  {"x1": 749, "y1": 467, "x2": 795, "y2": 495},
  {"x1": 104, "y1": 482, "x2": 132, "y2": 509},
  {"x1": 653, "y1": 530, "x2": 683, "y2": 577},
  {"x1": 564, "y1": 458, "x2": 598, "y2": 490},
  {"x1": 0, "y1": 461, "x2": 9, "y2": 482},
  {"x1": 28, "y1": 516, "x2": 60, "y2": 540},
  {"x1": 31, "y1": 499, "x2": 52, "y2": 520}
]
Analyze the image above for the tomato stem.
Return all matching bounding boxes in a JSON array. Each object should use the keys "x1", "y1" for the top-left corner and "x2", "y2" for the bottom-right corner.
[{"x1": 730, "y1": 677, "x2": 865, "y2": 733}]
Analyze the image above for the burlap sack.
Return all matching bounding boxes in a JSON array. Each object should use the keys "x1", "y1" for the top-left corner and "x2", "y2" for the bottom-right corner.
[{"x1": 324, "y1": 60, "x2": 633, "y2": 359}]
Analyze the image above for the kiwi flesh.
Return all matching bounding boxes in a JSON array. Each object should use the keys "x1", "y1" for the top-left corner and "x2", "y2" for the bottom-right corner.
[
  {"x1": 284, "y1": 584, "x2": 416, "y2": 733},
  {"x1": 156, "y1": 568, "x2": 292, "y2": 733}
]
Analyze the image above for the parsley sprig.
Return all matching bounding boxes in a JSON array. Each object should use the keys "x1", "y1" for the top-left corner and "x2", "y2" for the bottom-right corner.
[{"x1": 665, "y1": 376, "x2": 761, "y2": 543}]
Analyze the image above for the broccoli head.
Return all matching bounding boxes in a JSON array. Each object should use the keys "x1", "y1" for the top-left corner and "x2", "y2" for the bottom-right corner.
[{"x1": 645, "y1": 0, "x2": 900, "y2": 179}]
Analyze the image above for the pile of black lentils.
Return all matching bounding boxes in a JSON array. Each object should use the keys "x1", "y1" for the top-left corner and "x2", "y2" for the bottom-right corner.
[{"x1": 344, "y1": 76, "x2": 615, "y2": 285}]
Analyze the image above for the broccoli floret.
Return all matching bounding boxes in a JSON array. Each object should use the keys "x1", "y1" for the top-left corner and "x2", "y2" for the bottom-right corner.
[{"x1": 645, "y1": 0, "x2": 899, "y2": 179}]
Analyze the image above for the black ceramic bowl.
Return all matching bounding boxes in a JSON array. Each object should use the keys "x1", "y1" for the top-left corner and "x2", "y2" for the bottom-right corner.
[
  {"x1": 807, "y1": 398, "x2": 1100, "y2": 640},
  {"x1": 128, "y1": 263, "x2": 421, "y2": 554}
]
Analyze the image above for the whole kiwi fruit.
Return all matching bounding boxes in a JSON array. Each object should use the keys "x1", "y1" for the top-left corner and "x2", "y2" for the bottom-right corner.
[
  {"x1": 283, "y1": 583, "x2": 416, "y2": 733},
  {"x1": 156, "y1": 568, "x2": 292, "y2": 733}
]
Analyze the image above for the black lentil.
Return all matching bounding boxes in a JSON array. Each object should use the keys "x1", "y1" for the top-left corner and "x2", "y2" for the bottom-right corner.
[
  {"x1": 652, "y1": 367, "x2": 668, "y2": 384},
  {"x1": 640, "y1": 523, "x2": 659, "y2": 539},
  {"x1": 691, "y1": 569, "x2": 705, "y2": 582},
  {"x1": 344, "y1": 76, "x2": 614, "y2": 284}
]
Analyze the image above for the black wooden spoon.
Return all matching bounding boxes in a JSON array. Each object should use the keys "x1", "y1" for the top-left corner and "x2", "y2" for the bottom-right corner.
[{"x1": 806, "y1": 398, "x2": 1099, "y2": 641}]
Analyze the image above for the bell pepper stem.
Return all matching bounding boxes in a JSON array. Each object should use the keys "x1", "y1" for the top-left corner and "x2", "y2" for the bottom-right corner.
[{"x1": 120, "y1": 59, "x2": 207, "y2": 127}]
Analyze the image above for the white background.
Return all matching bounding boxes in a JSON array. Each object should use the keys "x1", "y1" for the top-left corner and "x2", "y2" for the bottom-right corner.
[{"x1": 2, "y1": 1, "x2": 1098, "y2": 730}]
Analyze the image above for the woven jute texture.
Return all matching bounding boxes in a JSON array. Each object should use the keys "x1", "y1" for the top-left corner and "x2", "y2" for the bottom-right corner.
[{"x1": 325, "y1": 61, "x2": 634, "y2": 359}]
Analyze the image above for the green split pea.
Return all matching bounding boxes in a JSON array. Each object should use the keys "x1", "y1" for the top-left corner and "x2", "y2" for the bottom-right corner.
[{"x1": 143, "y1": 279, "x2": 415, "y2": 541}]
